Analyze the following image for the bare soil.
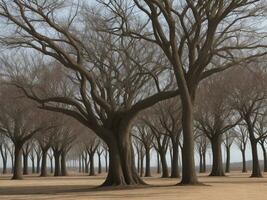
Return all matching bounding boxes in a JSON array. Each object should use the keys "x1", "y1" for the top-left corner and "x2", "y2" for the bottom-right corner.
[{"x1": 0, "y1": 172, "x2": 267, "y2": 200}]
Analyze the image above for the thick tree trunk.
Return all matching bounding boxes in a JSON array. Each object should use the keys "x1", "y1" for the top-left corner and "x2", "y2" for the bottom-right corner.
[
  {"x1": 157, "y1": 152, "x2": 161, "y2": 174},
  {"x1": 61, "y1": 152, "x2": 68, "y2": 176},
  {"x1": 101, "y1": 130, "x2": 144, "y2": 186},
  {"x1": 40, "y1": 150, "x2": 48, "y2": 177},
  {"x1": 144, "y1": 148, "x2": 151, "y2": 177},
  {"x1": 260, "y1": 143, "x2": 267, "y2": 172},
  {"x1": 89, "y1": 153, "x2": 95, "y2": 176},
  {"x1": 12, "y1": 144, "x2": 23, "y2": 180},
  {"x1": 225, "y1": 146, "x2": 230, "y2": 173},
  {"x1": 210, "y1": 136, "x2": 225, "y2": 176},
  {"x1": 250, "y1": 141, "x2": 262, "y2": 177},
  {"x1": 171, "y1": 143, "x2": 180, "y2": 178},
  {"x1": 54, "y1": 151, "x2": 61, "y2": 176},
  {"x1": 241, "y1": 149, "x2": 247, "y2": 173},
  {"x1": 23, "y1": 153, "x2": 29, "y2": 175},
  {"x1": 180, "y1": 100, "x2": 198, "y2": 184},
  {"x1": 98, "y1": 153, "x2": 102, "y2": 174},
  {"x1": 159, "y1": 151, "x2": 169, "y2": 178},
  {"x1": 31, "y1": 157, "x2": 35, "y2": 174}
]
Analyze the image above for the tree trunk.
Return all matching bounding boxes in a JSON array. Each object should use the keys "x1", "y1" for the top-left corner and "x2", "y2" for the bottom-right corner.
[
  {"x1": 180, "y1": 99, "x2": 198, "y2": 184},
  {"x1": 105, "y1": 153, "x2": 108, "y2": 173},
  {"x1": 171, "y1": 142, "x2": 180, "y2": 178},
  {"x1": 12, "y1": 144, "x2": 23, "y2": 180},
  {"x1": 199, "y1": 150, "x2": 203, "y2": 173},
  {"x1": 241, "y1": 149, "x2": 247, "y2": 173},
  {"x1": 260, "y1": 143, "x2": 267, "y2": 172},
  {"x1": 140, "y1": 153, "x2": 144, "y2": 177},
  {"x1": 159, "y1": 151, "x2": 169, "y2": 178},
  {"x1": 144, "y1": 148, "x2": 151, "y2": 177},
  {"x1": 137, "y1": 150, "x2": 140, "y2": 174},
  {"x1": 210, "y1": 135, "x2": 225, "y2": 176},
  {"x1": 40, "y1": 150, "x2": 48, "y2": 177},
  {"x1": 89, "y1": 153, "x2": 95, "y2": 176},
  {"x1": 101, "y1": 130, "x2": 144, "y2": 186},
  {"x1": 54, "y1": 151, "x2": 61, "y2": 176},
  {"x1": 36, "y1": 155, "x2": 41, "y2": 173},
  {"x1": 203, "y1": 150, "x2": 206, "y2": 173},
  {"x1": 98, "y1": 153, "x2": 102, "y2": 174},
  {"x1": 61, "y1": 152, "x2": 68, "y2": 176},
  {"x1": 23, "y1": 153, "x2": 29, "y2": 175},
  {"x1": 79, "y1": 155, "x2": 82, "y2": 173},
  {"x1": 50, "y1": 157, "x2": 53, "y2": 174},
  {"x1": 157, "y1": 152, "x2": 161, "y2": 174},
  {"x1": 31, "y1": 157, "x2": 35, "y2": 174},
  {"x1": 225, "y1": 146, "x2": 230, "y2": 173},
  {"x1": 250, "y1": 141, "x2": 262, "y2": 177},
  {"x1": 2, "y1": 158, "x2": 7, "y2": 174}
]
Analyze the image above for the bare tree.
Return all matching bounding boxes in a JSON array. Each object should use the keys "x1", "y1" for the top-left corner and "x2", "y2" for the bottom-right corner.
[
  {"x1": 229, "y1": 67, "x2": 267, "y2": 177},
  {"x1": 0, "y1": 135, "x2": 9, "y2": 174},
  {"x1": 101, "y1": 0, "x2": 267, "y2": 185},
  {"x1": 0, "y1": 0, "x2": 180, "y2": 186},
  {"x1": 234, "y1": 125, "x2": 249, "y2": 173},
  {"x1": 194, "y1": 133, "x2": 209, "y2": 173},
  {"x1": 223, "y1": 131, "x2": 236, "y2": 173}
]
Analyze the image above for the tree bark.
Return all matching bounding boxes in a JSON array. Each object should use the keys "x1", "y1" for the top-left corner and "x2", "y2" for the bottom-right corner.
[
  {"x1": 79, "y1": 155, "x2": 82, "y2": 173},
  {"x1": 171, "y1": 143, "x2": 180, "y2": 178},
  {"x1": 250, "y1": 141, "x2": 262, "y2": 177},
  {"x1": 140, "y1": 152, "x2": 144, "y2": 177},
  {"x1": 31, "y1": 157, "x2": 35, "y2": 174},
  {"x1": 2, "y1": 158, "x2": 7, "y2": 174},
  {"x1": 89, "y1": 153, "x2": 95, "y2": 176},
  {"x1": 12, "y1": 144, "x2": 23, "y2": 180},
  {"x1": 36, "y1": 155, "x2": 41, "y2": 174},
  {"x1": 159, "y1": 151, "x2": 169, "y2": 178},
  {"x1": 98, "y1": 153, "x2": 102, "y2": 174},
  {"x1": 210, "y1": 135, "x2": 225, "y2": 176},
  {"x1": 50, "y1": 157, "x2": 53, "y2": 174},
  {"x1": 157, "y1": 152, "x2": 161, "y2": 174},
  {"x1": 199, "y1": 150, "x2": 203, "y2": 173},
  {"x1": 40, "y1": 150, "x2": 48, "y2": 177},
  {"x1": 203, "y1": 150, "x2": 206, "y2": 173},
  {"x1": 54, "y1": 151, "x2": 61, "y2": 176},
  {"x1": 23, "y1": 153, "x2": 29, "y2": 175},
  {"x1": 61, "y1": 151, "x2": 68, "y2": 176},
  {"x1": 225, "y1": 146, "x2": 230, "y2": 173},
  {"x1": 241, "y1": 149, "x2": 247, "y2": 173},
  {"x1": 101, "y1": 128, "x2": 145, "y2": 186},
  {"x1": 180, "y1": 99, "x2": 198, "y2": 184},
  {"x1": 144, "y1": 148, "x2": 151, "y2": 177}
]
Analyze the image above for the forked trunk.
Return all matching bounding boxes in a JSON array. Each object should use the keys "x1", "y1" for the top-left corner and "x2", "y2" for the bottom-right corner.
[
  {"x1": 101, "y1": 128, "x2": 145, "y2": 186},
  {"x1": 210, "y1": 135, "x2": 225, "y2": 176},
  {"x1": 12, "y1": 144, "x2": 23, "y2": 180}
]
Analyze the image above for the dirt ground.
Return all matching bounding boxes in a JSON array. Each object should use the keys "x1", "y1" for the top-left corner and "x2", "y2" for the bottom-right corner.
[{"x1": 0, "y1": 172, "x2": 267, "y2": 200}]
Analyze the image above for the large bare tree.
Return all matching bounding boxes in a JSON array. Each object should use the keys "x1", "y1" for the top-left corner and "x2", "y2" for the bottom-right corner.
[
  {"x1": 0, "y1": 0, "x2": 179, "y2": 186},
  {"x1": 100, "y1": 0, "x2": 267, "y2": 184}
]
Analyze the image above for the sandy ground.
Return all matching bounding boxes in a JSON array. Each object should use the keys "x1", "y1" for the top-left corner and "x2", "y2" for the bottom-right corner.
[{"x1": 0, "y1": 172, "x2": 267, "y2": 200}]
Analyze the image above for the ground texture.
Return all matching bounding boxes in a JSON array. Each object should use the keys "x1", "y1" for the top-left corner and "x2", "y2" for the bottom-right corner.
[{"x1": 0, "y1": 172, "x2": 267, "y2": 200}]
